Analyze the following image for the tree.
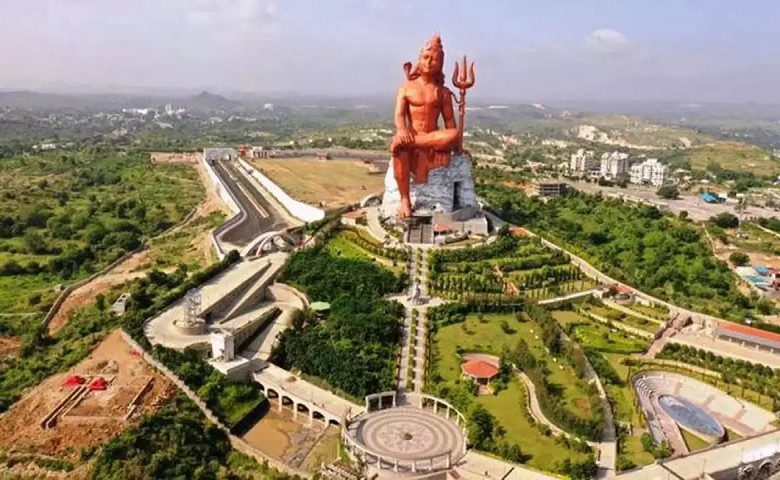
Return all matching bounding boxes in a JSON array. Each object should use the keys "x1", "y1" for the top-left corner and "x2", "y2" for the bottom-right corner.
[
  {"x1": 656, "y1": 185, "x2": 679, "y2": 200},
  {"x1": 711, "y1": 212, "x2": 739, "y2": 229},
  {"x1": 96, "y1": 293, "x2": 107, "y2": 312},
  {"x1": 469, "y1": 405, "x2": 498, "y2": 451},
  {"x1": 24, "y1": 230, "x2": 48, "y2": 254},
  {"x1": 729, "y1": 252, "x2": 750, "y2": 267}
]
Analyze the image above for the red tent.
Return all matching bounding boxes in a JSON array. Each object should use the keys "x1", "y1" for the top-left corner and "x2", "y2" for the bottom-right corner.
[
  {"x1": 88, "y1": 377, "x2": 109, "y2": 391},
  {"x1": 63, "y1": 375, "x2": 86, "y2": 387}
]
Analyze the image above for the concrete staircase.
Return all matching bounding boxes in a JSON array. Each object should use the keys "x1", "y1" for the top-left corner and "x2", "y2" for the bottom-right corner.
[
  {"x1": 199, "y1": 262, "x2": 271, "y2": 320},
  {"x1": 219, "y1": 258, "x2": 285, "y2": 322},
  {"x1": 406, "y1": 221, "x2": 434, "y2": 245}
]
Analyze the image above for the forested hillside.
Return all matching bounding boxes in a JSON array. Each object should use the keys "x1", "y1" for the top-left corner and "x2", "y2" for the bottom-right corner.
[{"x1": 479, "y1": 184, "x2": 759, "y2": 321}]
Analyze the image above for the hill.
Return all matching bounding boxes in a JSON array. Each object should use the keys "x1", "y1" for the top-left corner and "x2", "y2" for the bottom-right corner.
[{"x1": 183, "y1": 91, "x2": 241, "y2": 112}]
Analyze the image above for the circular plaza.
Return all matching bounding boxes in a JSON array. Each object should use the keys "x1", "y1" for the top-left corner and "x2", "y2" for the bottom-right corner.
[{"x1": 342, "y1": 393, "x2": 467, "y2": 475}]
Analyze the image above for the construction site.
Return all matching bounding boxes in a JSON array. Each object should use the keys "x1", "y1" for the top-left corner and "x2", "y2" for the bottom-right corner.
[{"x1": 0, "y1": 330, "x2": 176, "y2": 457}]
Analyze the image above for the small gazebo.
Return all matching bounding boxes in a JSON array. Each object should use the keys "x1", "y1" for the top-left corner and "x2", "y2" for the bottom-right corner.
[{"x1": 460, "y1": 360, "x2": 499, "y2": 394}]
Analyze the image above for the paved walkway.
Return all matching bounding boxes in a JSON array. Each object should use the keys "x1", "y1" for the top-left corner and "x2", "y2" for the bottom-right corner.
[
  {"x1": 538, "y1": 289, "x2": 596, "y2": 305},
  {"x1": 457, "y1": 451, "x2": 557, "y2": 480},
  {"x1": 395, "y1": 249, "x2": 441, "y2": 393}
]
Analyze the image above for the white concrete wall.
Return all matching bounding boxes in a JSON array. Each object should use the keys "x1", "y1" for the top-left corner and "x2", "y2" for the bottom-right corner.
[
  {"x1": 202, "y1": 154, "x2": 241, "y2": 215},
  {"x1": 237, "y1": 158, "x2": 325, "y2": 223}
]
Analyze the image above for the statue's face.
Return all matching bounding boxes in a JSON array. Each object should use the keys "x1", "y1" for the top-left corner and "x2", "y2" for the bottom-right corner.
[{"x1": 419, "y1": 48, "x2": 443, "y2": 75}]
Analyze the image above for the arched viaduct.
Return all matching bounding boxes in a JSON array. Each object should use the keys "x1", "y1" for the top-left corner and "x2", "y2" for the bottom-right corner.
[{"x1": 252, "y1": 372, "x2": 345, "y2": 427}]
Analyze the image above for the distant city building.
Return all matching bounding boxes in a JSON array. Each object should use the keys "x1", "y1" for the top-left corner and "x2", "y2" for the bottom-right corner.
[
  {"x1": 569, "y1": 148, "x2": 598, "y2": 173},
  {"x1": 630, "y1": 158, "x2": 669, "y2": 186},
  {"x1": 263, "y1": 103, "x2": 274, "y2": 111},
  {"x1": 600, "y1": 151, "x2": 629, "y2": 178},
  {"x1": 251, "y1": 146, "x2": 270, "y2": 158},
  {"x1": 532, "y1": 181, "x2": 568, "y2": 197},
  {"x1": 33, "y1": 143, "x2": 57, "y2": 151}
]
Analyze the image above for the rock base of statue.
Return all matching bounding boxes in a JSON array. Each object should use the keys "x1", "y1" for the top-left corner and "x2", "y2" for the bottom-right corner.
[{"x1": 380, "y1": 153, "x2": 478, "y2": 217}]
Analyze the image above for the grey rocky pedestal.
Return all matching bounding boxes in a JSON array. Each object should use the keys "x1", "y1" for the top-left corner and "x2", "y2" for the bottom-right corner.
[{"x1": 380, "y1": 153, "x2": 477, "y2": 218}]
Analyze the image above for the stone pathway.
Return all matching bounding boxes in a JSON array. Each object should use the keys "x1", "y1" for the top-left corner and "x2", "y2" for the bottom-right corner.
[{"x1": 395, "y1": 248, "x2": 439, "y2": 393}]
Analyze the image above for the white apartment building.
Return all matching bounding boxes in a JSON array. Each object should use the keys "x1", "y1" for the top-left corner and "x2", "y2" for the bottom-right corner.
[
  {"x1": 569, "y1": 149, "x2": 598, "y2": 173},
  {"x1": 600, "y1": 151, "x2": 629, "y2": 178},
  {"x1": 630, "y1": 158, "x2": 669, "y2": 186}
]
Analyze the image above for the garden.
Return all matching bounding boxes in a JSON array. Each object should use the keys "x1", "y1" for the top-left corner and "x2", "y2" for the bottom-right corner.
[
  {"x1": 428, "y1": 231, "x2": 595, "y2": 303},
  {"x1": 425, "y1": 303, "x2": 599, "y2": 476},
  {"x1": 324, "y1": 227, "x2": 408, "y2": 274},
  {"x1": 478, "y1": 183, "x2": 763, "y2": 322}
]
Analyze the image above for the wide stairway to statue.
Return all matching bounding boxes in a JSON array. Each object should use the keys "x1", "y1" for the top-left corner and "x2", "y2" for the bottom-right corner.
[{"x1": 405, "y1": 217, "x2": 434, "y2": 244}]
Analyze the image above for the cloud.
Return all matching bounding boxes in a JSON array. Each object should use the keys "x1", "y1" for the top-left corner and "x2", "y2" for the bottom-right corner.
[{"x1": 585, "y1": 29, "x2": 632, "y2": 55}]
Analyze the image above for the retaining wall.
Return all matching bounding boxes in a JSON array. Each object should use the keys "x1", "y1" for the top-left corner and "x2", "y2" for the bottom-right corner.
[
  {"x1": 201, "y1": 153, "x2": 245, "y2": 260},
  {"x1": 119, "y1": 331, "x2": 312, "y2": 479},
  {"x1": 237, "y1": 158, "x2": 325, "y2": 223},
  {"x1": 42, "y1": 244, "x2": 146, "y2": 326}
]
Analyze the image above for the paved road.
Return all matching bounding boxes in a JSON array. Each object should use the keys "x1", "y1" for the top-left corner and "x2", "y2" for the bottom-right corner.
[{"x1": 211, "y1": 159, "x2": 289, "y2": 247}]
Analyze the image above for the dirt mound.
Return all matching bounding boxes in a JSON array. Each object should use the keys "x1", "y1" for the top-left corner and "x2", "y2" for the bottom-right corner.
[
  {"x1": 0, "y1": 336, "x2": 21, "y2": 358},
  {"x1": 0, "y1": 330, "x2": 175, "y2": 458}
]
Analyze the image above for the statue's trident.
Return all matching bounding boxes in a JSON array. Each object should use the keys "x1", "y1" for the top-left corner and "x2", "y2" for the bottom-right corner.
[{"x1": 451, "y1": 55, "x2": 475, "y2": 154}]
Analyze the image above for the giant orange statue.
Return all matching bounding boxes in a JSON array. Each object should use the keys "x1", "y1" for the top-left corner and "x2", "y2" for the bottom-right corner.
[{"x1": 391, "y1": 34, "x2": 475, "y2": 218}]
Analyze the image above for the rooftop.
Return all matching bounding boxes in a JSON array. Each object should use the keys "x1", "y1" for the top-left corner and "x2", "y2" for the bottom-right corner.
[
  {"x1": 461, "y1": 360, "x2": 499, "y2": 379},
  {"x1": 718, "y1": 322, "x2": 780, "y2": 349}
]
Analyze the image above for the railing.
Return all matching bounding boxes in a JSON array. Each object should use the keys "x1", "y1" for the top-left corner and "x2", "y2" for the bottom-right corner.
[
  {"x1": 418, "y1": 393, "x2": 468, "y2": 430},
  {"x1": 340, "y1": 393, "x2": 468, "y2": 474}
]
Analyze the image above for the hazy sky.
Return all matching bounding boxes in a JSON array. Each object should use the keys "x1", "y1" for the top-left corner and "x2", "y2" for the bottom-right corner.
[{"x1": 2, "y1": 0, "x2": 780, "y2": 102}]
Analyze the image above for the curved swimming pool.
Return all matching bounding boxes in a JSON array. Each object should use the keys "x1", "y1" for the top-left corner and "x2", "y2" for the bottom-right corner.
[{"x1": 658, "y1": 394, "x2": 725, "y2": 439}]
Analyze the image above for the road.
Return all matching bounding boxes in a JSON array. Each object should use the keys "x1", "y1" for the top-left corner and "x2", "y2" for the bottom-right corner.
[{"x1": 211, "y1": 159, "x2": 289, "y2": 247}]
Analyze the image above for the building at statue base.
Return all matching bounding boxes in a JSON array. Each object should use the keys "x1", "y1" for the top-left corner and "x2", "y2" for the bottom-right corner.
[{"x1": 380, "y1": 153, "x2": 488, "y2": 244}]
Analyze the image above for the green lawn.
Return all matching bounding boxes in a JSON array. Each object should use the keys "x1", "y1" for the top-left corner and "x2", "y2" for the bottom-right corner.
[
  {"x1": 325, "y1": 230, "x2": 405, "y2": 274},
  {"x1": 583, "y1": 305, "x2": 661, "y2": 334},
  {"x1": 435, "y1": 313, "x2": 595, "y2": 420},
  {"x1": 552, "y1": 311, "x2": 657, "y2": 470},
  {"x1": 728, "y1": 223, "x2": 780, "y2": 256},
  {"x1": 627, "y1": 304, "x2": 669, "y2": 321},
  {"x1": 551, "y1": 310, "x2": 585, "y2": 329},
  {"x1": 620, "y1": 434, "x2": 656, "y2": 470},
  {"x1": 570, "y1": 322, "x2": 650, "y2": 355},
  {"x1": 477, "y1": 380, "x2": 591, "y2": 470},
  {"x1": 680, "y1": 428, "x2": 712, "y2": 452}
]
